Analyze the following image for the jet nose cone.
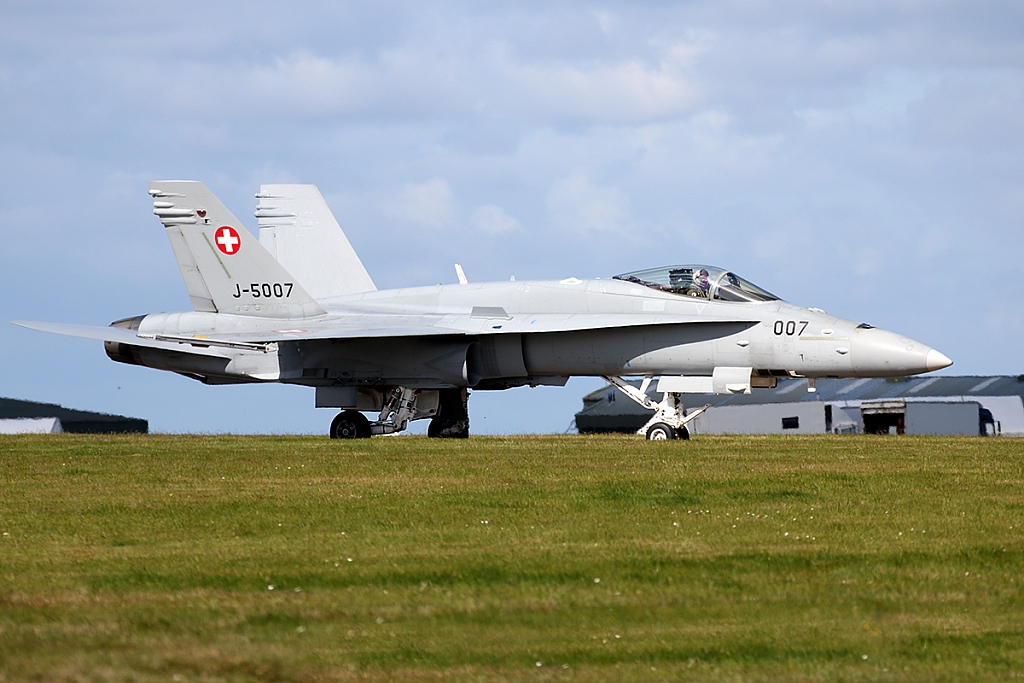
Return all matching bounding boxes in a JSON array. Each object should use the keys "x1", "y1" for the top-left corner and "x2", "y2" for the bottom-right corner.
[
  {"x1": 926, "y1": 348, "x2": 953, "y2": 372},
  {"x1": 851, "y1": 327, "x2": 951, "y2": 377}
]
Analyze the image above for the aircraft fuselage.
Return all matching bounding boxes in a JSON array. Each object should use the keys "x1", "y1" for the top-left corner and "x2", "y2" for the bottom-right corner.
[{"x1": 110, "y1": 277, "x2": 945, "y2": 388}]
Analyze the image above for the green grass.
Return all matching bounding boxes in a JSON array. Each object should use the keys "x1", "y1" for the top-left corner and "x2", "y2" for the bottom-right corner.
[{"x1": 1, "y1": 434, "x2": 1022, "y2": 682}]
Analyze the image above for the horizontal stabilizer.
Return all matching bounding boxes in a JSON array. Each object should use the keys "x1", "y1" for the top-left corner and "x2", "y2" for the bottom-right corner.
[
  {"x1": 10, "y1": 317, "x2": 466, "y2": 347},
  {"x1": 10, "y1": 320, "x2": 231, "y2": 357}
]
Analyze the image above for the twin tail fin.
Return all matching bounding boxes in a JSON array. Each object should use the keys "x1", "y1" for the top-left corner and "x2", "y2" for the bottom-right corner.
[
  {"x1": 256, "y1": 184, "x2": 376, "y2": 301},
  {"x1": 149, "y1": 181, "x2": 325, "y2": 318}
]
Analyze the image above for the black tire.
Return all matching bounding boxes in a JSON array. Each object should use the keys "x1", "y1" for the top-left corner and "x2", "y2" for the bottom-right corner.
[
  {"x1": 676, "y1": 426, "x2": 690, "y2": 440},
  {"x1": 646, "y1": 422, "x2": 676, "y2": 441},
  {"x1": 330, "y1": 410, "x2": 370, "y2": 439},
  {"x1": 428, "y1": 388, "x2": 470, "y2": 438},
  {"x1": 428, "y1": 417, "x2": 469, "y2": 439}
]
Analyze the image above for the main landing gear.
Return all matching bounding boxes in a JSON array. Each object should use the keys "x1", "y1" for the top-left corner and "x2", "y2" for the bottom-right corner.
[
  {"x1": 329, "y1": 388, "x2": 469, "y2": 439},
  {"x1": 330, "y1": 410, "x2": 371, "y2": 439},
  {"x1": 427, "y1": 389, "x2": 469, "y2": 439},
  {"x1": 602, "y1": 376, "x2": 711, "y2": 441}
]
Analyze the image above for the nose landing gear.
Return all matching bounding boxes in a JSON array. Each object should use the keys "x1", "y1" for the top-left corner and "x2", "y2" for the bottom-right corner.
[
  {"x1": 602, "y1": 375, "x2": 710, "y2": 441},
  {"x1": 644, "y1": 423, "x2": 690, "y2": 440}
]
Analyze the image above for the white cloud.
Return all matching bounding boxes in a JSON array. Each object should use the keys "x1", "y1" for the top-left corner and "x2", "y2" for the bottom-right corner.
[
  {"x1": 104, "y1": 36, "x2": 706, "y2": 124},
  {"x1": 546, "y1": 174, "x2": 633, "y2": 235},
  {"x1": 496, "y1": 41, "x2": 705, "y2": 122},
  {"x1": 470, "y1": 204, "x2": 519, "y2": 234},
  {"x1": 387, "y1": 177, "x2": 456, "y2": 228}
]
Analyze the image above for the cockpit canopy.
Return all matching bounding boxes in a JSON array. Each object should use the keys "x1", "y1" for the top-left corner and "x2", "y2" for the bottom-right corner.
[{"x1": 613, "y1": 265, "x2": 780, "y2": 303}]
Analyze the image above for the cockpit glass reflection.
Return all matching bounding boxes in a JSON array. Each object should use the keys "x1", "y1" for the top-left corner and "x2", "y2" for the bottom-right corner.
[{"x1": 613, "y1": 265, "x2": 779, "y2": 302}]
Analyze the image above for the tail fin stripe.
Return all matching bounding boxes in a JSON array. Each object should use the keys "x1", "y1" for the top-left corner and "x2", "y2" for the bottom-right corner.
[{"x1": 200, "y1": 232, "x2": 232, "y2": 279}]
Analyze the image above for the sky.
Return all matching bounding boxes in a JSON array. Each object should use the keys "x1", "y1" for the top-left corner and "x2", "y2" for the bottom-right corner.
[{"x1": 2, "y1": 1, "x2": 1022, "y2": 434}]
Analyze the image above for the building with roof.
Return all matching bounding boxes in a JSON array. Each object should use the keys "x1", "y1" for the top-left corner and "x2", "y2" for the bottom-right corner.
[
  {"x1": 0, "y1": 398, "x2": 147, "y2": 434},
  {"x1": 575, "y1": 375, "x2": 1024, "y2": 437}
]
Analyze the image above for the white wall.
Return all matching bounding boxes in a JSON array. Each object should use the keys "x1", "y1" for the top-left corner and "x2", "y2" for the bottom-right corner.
[
  {"x1": 0, "y1": 418, "x2": 62, "y2": 434},
  {"x1": 691, "y1": 403, "x2": 826, "y2": 435}
]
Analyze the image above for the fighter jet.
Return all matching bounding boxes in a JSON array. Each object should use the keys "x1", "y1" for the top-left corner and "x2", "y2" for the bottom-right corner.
[{"x1": 13, "y1": 181, "x2": 952, "y2": 440}]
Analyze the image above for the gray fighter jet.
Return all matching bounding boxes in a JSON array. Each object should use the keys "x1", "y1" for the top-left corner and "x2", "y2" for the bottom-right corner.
[{"x1": 13, "y1": 181, "x2": 952, "y2": 440}]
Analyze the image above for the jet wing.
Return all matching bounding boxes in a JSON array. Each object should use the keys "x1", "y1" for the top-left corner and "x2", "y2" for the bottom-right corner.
[
  {"x1": 433, "y1": 313, "x2": 759, "y2": 335},
  {"x1": 12, "y1": 312, "x2": 757, "y2": 352},
  {"x1": 146, "y1": 313, "x2": 758, "y2": 344}
]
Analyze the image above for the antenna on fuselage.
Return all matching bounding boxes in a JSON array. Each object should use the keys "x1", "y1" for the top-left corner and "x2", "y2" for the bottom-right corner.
[{"x1": 455, "y1": 264, "x2": 468, "y2": 285}]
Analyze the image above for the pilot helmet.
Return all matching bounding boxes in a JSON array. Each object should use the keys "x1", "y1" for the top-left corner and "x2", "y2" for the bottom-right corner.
[{"x1": 694, "y1": 268, "x2": 710, "y2": 288}]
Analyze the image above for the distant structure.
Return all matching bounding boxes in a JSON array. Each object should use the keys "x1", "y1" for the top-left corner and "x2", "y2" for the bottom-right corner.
[
  {"x1": 576, "y1": 376, "x2": 1024, "y2": 437},
  {"x1": 0, "y1": 398, "x2": 148, "y2": 434}
]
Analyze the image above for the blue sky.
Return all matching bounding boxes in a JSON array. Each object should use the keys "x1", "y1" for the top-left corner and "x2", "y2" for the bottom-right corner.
[{"x1": 2, "y1": 1, "x2": 1022, "y2": 434}]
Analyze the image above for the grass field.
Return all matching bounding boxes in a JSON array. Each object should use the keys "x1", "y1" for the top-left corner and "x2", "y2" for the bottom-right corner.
[{"x1": 1, "y1": 434, "x2": 1022, "y2": 682}]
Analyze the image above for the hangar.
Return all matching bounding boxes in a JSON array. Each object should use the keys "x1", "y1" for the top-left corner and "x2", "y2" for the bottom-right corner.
[
  {"x1": 575, "y1": 375, "x2": 1024, "y2": 437},
  {"x1": 0, "y1": 398, "x2": 148, "y2": 434}
]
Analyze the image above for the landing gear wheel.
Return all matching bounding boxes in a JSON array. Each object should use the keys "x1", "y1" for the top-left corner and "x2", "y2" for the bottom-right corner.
[
  {"x1": 427, "y1": 417, "x2": 469, "y2": 439},
  {"x1": 428, "y1": 388, "x2": 470, "y2": 438},
  {"x1": 646, "y1": 422, "x2": 677, "y2": 441},
  {"x1": 675, "y1": 426, "x2": 690, "y2": 440},
  {"x1": 330, "y1": 410, "x2": 370, "y2": 439}
]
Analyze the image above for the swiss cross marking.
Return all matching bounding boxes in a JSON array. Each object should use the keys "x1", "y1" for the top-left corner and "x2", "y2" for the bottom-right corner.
[{"x1": 215, "y1": 226, "x2": 240, "y2": 255}]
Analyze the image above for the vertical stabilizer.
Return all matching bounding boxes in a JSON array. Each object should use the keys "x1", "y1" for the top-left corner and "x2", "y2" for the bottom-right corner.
[
  {"x1": 149, "y1": 181, "x2": 325, "y2": 318},
  {"x1": 256, "y1": 185, "x2": 376, "y2": 301}
]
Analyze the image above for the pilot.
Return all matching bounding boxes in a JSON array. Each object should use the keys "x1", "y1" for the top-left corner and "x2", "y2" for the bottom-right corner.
[{"x1": 687, "y1": 269, "x2": 710, "y2": 297}]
